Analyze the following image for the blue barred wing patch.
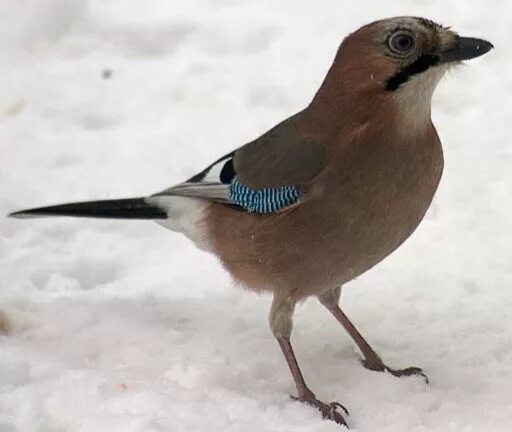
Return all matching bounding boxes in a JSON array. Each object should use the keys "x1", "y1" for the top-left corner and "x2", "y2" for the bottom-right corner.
[{"x1": 229, "y1": 177, "x2": 302, "y2": 214}]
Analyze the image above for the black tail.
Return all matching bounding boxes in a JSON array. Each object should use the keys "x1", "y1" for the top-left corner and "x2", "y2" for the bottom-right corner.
[{"x1": 8, "y1": 198, "x2": 167, "y2": 220}]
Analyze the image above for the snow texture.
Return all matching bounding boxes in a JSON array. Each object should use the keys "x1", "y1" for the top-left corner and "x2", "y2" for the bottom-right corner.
[{"x1": 1, "y1": 1, "x2": 511, "y2": 431}]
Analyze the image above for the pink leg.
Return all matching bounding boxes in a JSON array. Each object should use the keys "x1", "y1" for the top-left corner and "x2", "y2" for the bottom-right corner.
[
  {"x1": 319, "y1": 287, "x2": 428, "y2": 382},
  {"x1": 276, "y1": 335, "x2": 349, "y2": 427},
  {"x1": 270, "y1": 293, "x2": 349, "y2": 427}
]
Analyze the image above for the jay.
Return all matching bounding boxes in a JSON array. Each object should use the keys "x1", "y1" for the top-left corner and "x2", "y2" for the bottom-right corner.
[{"x1": 9, "y1": 16, "x2": 492, "y2": 427}]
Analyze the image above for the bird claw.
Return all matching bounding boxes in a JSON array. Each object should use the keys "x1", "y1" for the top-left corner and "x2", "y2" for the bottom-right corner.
[
  {"x1": 291, "y1": 394, "x2": 349, "y2": 427},
  {"x1": 329, "y1": 401, "x2": 350, "y2": 416},
  {"x1": 386, "y1": 366, "x2": 429, "y2": 384},
  {"x1": 361, "y1": 359, "x2": 429, "y2": 383}
]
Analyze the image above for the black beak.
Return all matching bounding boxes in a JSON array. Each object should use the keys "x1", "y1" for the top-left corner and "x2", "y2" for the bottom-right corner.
[{"x1": 438, "y1": 37, "x2": 493, "y2": 63}]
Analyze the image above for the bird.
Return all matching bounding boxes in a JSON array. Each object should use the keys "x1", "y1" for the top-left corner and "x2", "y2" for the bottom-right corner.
[{"x1": 8, "y1": 16, "x2": 492, "y2": 428}]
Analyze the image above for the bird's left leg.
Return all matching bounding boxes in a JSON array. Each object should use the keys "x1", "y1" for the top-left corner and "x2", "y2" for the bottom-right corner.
[
  {"x1": 318, "y1": 287, "x2": 428, "y2": 382},
  {"x1": 269, "y1": 292, "x2": 349, "y2": 427}
]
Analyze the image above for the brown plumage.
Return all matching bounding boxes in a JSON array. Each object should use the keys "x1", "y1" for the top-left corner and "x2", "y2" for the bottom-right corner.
[
  {"x1": 9, "y1": 17, "x2": 493, "y2": 427},
  {"x1": 207, "y1": 106, "x2": 443, "y2": 299}
]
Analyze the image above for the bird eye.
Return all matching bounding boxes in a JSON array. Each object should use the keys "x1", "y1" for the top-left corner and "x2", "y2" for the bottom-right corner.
[{"x1": 388, "y1": 32, "x2": 415, "y2": 54}]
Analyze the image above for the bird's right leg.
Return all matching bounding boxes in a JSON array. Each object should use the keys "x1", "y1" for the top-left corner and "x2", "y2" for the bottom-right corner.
[
  {"x1": 318, "y1": 287, "x2": 427, "y2": 382},
  {"x1": 269, "y1": 292, "x2": 348, "y2": 427}
]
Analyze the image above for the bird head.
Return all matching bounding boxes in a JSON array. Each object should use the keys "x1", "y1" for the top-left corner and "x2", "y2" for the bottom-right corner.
[{"x1": 313, "y1": 17, "x2": 493, "y2": 126}]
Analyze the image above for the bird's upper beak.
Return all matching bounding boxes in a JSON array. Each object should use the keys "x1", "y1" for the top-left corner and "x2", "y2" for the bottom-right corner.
[{"x1": 437, "y1": 36, "x2": 494, "y2": 63}]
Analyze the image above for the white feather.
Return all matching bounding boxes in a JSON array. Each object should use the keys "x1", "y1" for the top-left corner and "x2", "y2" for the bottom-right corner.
[
  {"x1": 156, "y1": 182, "x2": 230, "y2": 202},
  {"x1": 202, "y1": 156, "x2": 232, "y2": 183},
  {"x1": 145, "y1": 196, "x2": 212, "y2": 252}
]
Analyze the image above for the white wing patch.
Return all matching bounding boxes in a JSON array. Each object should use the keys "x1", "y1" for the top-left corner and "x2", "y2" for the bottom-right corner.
[
  {"x1": 201, "y1": 155, "x2": 232, "y2": 183},
  {"x1": 152, "y1": 155, "x2": 234, "y2": 203}
]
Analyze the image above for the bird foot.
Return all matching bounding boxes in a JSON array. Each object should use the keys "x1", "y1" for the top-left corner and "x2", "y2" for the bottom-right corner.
[
  {"x1": 361, "y1": 358, "x2": 429, "y2": 383},
  {"x1": 291, "y1": 394, "x2": 349, "y2": 427}
]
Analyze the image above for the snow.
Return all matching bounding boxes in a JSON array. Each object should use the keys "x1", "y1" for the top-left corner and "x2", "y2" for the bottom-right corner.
[{"x1": 1, "y1": 1, "x2": 511, "y2": 431}]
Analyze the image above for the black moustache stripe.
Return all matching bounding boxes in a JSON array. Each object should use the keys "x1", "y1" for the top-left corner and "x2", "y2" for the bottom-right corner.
[{"x1": 386, "y1": 54, "x2": 440, "y2": 91}]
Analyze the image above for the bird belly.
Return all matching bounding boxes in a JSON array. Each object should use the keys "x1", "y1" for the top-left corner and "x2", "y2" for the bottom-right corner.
[{"x1": 206, "y1": 153, "x2": 442, "y2": 300}]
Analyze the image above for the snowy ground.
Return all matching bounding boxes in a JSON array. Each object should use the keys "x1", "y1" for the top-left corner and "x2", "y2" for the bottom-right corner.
[{"x1": 1, "y1": 1, "x2": 511, "y2": 431}]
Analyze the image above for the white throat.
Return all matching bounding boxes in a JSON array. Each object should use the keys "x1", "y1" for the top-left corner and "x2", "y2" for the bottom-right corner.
[{"x1": 394, "y1": 64, "x2": 450, "y2": 131}]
